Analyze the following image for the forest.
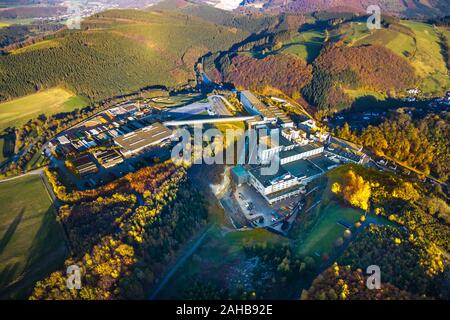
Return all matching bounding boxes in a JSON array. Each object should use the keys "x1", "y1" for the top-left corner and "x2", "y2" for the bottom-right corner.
[
  {"x1": 302, "y1": 262, "x2": 417, "y2": 300},
  {"x1": 215, "y1": 53, "x2": 312, "y2": 97},
  {"x1": 309, "y1": 165, "x2": 450, "y2": 299},
  {"x1": 0, "y1": 9, "x2": 247, "y2": 102},
  {"x1": 303, "y1": 42, "x2": 417, "y2": 113},
  {"x1": 334, "y1": 111, "x2": 449, "y2": 182},
  {"x1": 30, "y1": 161, "x2": 209, "y2": 299}
]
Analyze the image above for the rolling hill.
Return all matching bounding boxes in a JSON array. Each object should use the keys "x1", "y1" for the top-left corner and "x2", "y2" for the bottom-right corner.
[
  {"x1": 238, "y1": 0, "x2": 450, "y2": 19},
  {"x1": 0, "y1": 8, "x2": 249, "y2": 102}
]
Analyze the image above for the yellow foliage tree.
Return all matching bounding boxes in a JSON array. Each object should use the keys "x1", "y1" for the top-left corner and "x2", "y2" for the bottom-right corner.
[
  {"x1": 331, "y1": 182, "x2": 341, "y2": 194},
  {"x1": 341, "y1": 170, "x2": 371, "y2": 211}
]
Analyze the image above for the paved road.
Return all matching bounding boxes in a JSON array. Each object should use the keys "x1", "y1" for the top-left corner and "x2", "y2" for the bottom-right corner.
[{"x1": 149, "y1": 227, "x2": 211, "y2": 300}]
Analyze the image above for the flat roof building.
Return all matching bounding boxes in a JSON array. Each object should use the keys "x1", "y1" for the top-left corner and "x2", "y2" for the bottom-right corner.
[
  {"x1": 72, "y1": 154, "x2": 98, "y2": 176},
  {"x1": 93, "y1": 149, "x2": 124, "y2": 168},
  {"x1": 240, "y1": 91, "x2": 277, "y2": 122},
  {"x1": 114, "y1": 122, "x2": 173, "y2": 157},
  {"x1": 247, "y1": 157, "x2": 324, "y2": 204}
]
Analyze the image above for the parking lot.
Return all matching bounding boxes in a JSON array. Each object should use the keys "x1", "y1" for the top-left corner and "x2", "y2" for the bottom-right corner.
[{"x1": 233, "y1": 183, "x2": 302, "y2": 228}]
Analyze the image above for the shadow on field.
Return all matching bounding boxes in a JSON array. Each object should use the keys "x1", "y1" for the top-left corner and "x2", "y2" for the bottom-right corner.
[
  {"x1": 0, "y1": 207, "x2": 68, "y2": 299},
  {"x1": 0, "y1": 262, "x2": 20, "y2": 291},
  {"x1": 0, "y1": 209, "x2": 24, "y2": 255}
]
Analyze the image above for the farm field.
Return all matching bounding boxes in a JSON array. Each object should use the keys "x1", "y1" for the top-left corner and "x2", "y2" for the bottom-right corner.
[
  {"x1": 0, "y1": 175, "x2": 67, "y2": 299},
  {"x1": 0, "y1": 87, "x2": 88, "y2": 133}
]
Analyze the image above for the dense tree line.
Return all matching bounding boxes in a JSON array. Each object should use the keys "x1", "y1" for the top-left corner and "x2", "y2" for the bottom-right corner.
[
  {"x1": 335, "y1": 111, "x2": 449, "y2": 181},
  {"x1": 0, "y1": 88, "x2": 156, "y2": 176},
  {"x1": 302, "y1": 262, "x2": 418, "y2": 300},
  {"x1": 338, "y1": 225, "x2": 447, "y2": 298}
]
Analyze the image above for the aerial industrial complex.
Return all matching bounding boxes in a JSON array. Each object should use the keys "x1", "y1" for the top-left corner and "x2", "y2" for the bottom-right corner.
[
  {"x1": 231, "y1": 91, "x2": 366, "y2": 209},
  {"x1": 48, "y1": 89, "x2": 367, "y2": 228}
]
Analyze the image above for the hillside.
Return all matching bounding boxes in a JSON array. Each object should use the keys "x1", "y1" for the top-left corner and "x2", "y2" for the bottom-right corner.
[
  {"x1": 303, "y1": 42, "x2": 417, "y2": 113},
  {"x1": 336, "y1": 18, "x2": 450, "y2": 97},
  {"x1": 210, "y1": 53, "x2": 312, "y2": 96},
  {"x1": 239, "y1": 0, "x2": 450, "y2": 19},
  {"x1": 0, "y1": 9, "x2": 248, "y2": 102},
  {"x1": 204, "y1": 12, "x2": 448, "y2": 114}
]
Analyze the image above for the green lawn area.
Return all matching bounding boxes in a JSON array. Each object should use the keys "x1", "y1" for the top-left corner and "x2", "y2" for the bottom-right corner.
[
  {"x1": 0, "y1": 87, "x2": 88, "y2": 132},
  {"x1": 282, "y1": 29, "x2": 325, "y2": 63},
  {"x1": 0, "y1": 175, "x2": 67, "y2": 299},
  {"x1": 296, "y1": 201, "x2": 363, "y2": 258},
  {"x1": 344, "y1": 88, "x2": 388, "y2": 101}
]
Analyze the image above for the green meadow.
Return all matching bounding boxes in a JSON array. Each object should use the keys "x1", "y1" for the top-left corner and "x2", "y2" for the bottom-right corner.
[{"x1": 0, "y1": 175, "x2": 67, "y2": 299}]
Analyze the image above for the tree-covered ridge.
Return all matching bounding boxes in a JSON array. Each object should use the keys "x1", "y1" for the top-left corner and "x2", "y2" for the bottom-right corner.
[
  {"x1": 303, "y1": 42, "x2": 417, "y2": 113},
  {"x1": 338, "y1": 225, "x2": 447, "y2": 298},
  {"x1": 0, "y1": 9, "x2": 248, "y2": 102},
  {"x1": 302, "y1": 263, "x2": 418, "y2": 300},
  {"x1": 335, "y1": 111, "x2": 450, "y2": 182},
  {"x1": 31, "y1": 161, "x2": 209, "y2": 299},
  {"x1": 214, "y1": 53, "x2": 312, "y2": 96}
]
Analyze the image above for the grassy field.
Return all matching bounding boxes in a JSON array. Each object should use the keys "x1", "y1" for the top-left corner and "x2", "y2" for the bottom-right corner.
[
  {"x1": 339, "y1": 20, "x2": 449, "y2": 96},
  {"x1": 282, "y1": 29, "x2": 325, "y2": 63},
  {"x1": 0, "y1": 175, "x2": 67, "y2": 299},
  {"x1": 0, "y1": 87, "x2": 88, "y2": 133},
  {"x1": 0, "y1": 9, "x2": 248, "y2": 102},
  {"x1": 401, "y1": 21, "x2": 449, "y2": 95},
  {"x1": 296, "y1": 201, "x2": 363, "y2": 257}
]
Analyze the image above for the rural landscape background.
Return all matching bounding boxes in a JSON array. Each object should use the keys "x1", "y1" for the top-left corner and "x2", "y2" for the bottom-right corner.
[{"x1": 0, "y1": 0, "x2": 448, "y2": 301}]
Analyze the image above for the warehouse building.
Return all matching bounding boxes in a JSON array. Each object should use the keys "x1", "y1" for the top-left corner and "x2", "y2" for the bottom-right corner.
[{"x1": 114, "y1": 122, "x2": 174, "y2": 157}]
